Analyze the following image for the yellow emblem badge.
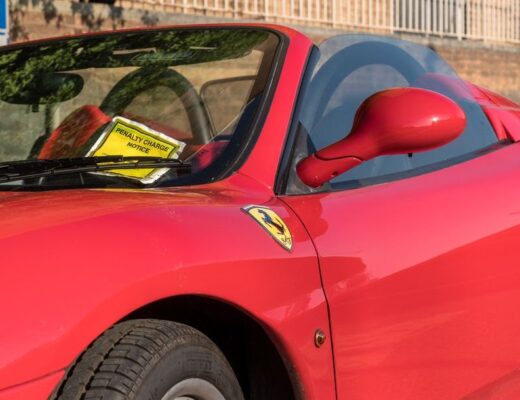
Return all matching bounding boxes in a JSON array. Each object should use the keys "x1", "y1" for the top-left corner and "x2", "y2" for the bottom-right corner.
[{"x1": 243, "y1": 205, "x2": 293, "y2": 251}]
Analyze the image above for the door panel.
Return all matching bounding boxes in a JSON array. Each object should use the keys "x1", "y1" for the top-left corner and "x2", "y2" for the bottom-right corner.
[{"x1": 284, "y1": 143, "x2": 520, "y2": 399}]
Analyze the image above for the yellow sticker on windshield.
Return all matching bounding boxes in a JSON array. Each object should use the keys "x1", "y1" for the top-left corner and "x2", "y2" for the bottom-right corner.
[
  {"x1": 86, "y1": 116, "x2": 186, "y2": 184},
  {"x1": 243, "y1": 205, "x2": 293, "y2": 251}
]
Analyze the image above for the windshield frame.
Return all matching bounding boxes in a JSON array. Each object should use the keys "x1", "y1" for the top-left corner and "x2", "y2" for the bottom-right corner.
[{"x1": 0, "y1": 25, "x2": 288, "y2": 191}]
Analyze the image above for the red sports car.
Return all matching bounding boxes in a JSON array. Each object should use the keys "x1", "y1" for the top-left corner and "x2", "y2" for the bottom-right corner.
[{"x1": 1, "y1": 23, "x2": 520, "y2": 400}]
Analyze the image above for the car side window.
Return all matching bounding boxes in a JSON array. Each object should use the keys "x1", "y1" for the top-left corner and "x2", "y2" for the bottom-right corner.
[{"x1": 286, "y1": 35, "x2": 498, "y2": 192}]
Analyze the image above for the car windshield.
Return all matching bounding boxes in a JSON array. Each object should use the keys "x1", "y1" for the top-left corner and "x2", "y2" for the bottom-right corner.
[{"x1": 0, "y1": 28, "x2": 280, "y2": 190}]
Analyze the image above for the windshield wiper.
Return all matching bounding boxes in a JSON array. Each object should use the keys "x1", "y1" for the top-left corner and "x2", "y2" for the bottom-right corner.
[{"x1": 0, "y1": 156, "x2": 190, "y2": 183}]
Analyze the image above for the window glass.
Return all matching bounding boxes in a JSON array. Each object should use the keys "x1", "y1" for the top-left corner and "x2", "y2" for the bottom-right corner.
[
  {"x1": 124, "y1": 85, "x2": 193, "y2": 138},
  {"x1": 294, "y1": 34, "x2": 497, "y2": 189},
  {"x1": 201, "y1": 77, "x2": 255, "y2": 135}
]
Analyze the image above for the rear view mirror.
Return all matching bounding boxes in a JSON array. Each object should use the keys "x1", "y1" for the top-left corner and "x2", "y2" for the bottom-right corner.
[
  {"x1": 297, "y1": 87, "x2": 466, "y2": 187},
  {"x1": 0, "y1": 72, "x2": 84, "y2": 105}
]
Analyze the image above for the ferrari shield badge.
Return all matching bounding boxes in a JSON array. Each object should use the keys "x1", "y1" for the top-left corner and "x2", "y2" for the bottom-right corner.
[{"x1": 243, "y1": 206, "x2": 293, "y2": 251}]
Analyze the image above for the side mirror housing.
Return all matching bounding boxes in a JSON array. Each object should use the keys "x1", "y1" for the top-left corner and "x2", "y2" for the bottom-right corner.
[{"x1": 297, "y1": 87, "x2": 466, "y2": 188}]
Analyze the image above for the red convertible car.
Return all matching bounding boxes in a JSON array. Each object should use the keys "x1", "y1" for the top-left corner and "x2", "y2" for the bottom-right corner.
[{"x1": 1, "y1": 23, "x2": 520, "y2": 400}]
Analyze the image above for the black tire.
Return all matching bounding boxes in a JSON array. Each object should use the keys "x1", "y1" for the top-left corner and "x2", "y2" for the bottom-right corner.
[{"x1": 53, "y1": 319, "x2": 245, "y2": 400}]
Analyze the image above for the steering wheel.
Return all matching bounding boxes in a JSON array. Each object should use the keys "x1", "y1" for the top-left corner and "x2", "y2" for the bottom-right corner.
[{"x1": 100, "y1": 67, "x2": 212, "y2": 144}]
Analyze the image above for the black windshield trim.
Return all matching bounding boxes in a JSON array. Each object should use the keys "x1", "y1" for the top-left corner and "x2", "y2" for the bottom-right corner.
[{"x1": 0, "y1": 156, "x2": 191, "y2": 183}]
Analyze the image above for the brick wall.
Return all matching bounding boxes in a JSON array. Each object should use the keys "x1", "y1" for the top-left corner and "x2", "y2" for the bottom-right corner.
[
  {"x1": 10, "y1": 0, "x2": 520, "y2": 102},
  {"x1": 436, "y1": 42, "x2": 520, "y2": 102}
]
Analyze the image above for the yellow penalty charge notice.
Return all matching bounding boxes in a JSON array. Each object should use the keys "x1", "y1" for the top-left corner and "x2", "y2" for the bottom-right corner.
[{"x1": 86, "y1": 116, "x2": 186, "y2": 184}]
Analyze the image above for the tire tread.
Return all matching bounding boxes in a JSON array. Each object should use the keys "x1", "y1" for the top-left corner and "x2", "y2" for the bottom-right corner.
[{"x1": 52, "y1": 319, "x2": 218, "y2": 400}]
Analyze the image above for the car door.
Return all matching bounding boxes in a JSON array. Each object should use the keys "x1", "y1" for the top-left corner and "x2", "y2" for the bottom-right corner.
[{"x1": 281, "y1": 35, "x2": 520, "y2": 400}]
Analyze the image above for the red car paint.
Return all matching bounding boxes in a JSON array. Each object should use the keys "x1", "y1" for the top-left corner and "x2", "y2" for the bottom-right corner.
[
  {"x1": 285, "y1": 141, "x2": 520, "y2": 399},
  {"x1": 0, "y1": 372, "x2": 64, "y2": 400},
  {"x1": 0, "y1": 174, "x2": 334, "y2": 400},
  {"x1": 468, "y1": 83, "x2": 520, "y2": 142},
  {"x1": 0, "y1": 23, "x2": 519, "y2": 400}
]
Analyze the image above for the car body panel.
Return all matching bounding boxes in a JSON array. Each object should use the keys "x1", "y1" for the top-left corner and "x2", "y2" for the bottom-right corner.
[
  {"x1": 0, "y1": 371, "x2": 64, "y2": 400},
  {"x1": 284, "y1": 142, "x2": 520, "y2": 399},
  {"x1": 467, "y1": 82, "x2": 520, "y2": 142},
  {"x1": 0, "y1": 173, "x2": 335, "y2": 399}
]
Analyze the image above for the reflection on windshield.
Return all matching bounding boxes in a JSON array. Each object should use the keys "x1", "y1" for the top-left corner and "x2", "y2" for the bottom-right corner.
[{"x1": 0, "y1": 28, "x2": 279, "y2": 189}]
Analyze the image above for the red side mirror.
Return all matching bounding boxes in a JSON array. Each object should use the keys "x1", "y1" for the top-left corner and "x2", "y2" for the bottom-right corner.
[{"x1": 297, "y1": 87, "x2": 467, "y2": 187}]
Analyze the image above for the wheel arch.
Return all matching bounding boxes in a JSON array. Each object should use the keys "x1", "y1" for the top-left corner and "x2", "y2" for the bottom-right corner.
[
  {"x1": 122, "y1": 295, "x2": 300, "y2": 400},
  {"x1": 51, "y1": 294, "x2": 301, "y2": 400}
]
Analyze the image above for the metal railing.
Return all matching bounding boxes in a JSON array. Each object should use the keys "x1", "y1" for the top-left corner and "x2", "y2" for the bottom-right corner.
[
  {"x1": 124, "y1": 0, "x2": 520, "y2": 44},
  {"x1": 395, "y1": 0, "x2": 520, "y2": 42}
]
